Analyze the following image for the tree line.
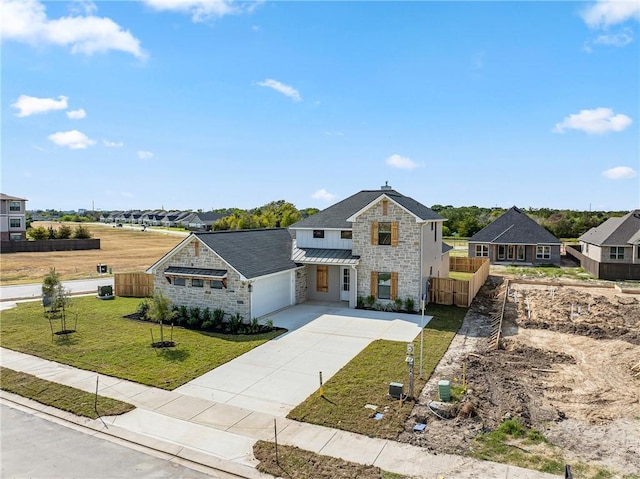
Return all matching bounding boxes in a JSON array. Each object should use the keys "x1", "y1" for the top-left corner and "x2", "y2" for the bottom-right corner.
[{"x1": 431, "y1": 205, "x2": 628, "y2": 239}]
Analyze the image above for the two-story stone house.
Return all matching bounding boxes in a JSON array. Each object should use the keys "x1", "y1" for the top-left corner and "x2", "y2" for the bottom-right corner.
[
  {"x1": 0, "y1": 193, "x2": 28, "y2": 241},
  {"x1": 147, "y1": 185, "x2": 448, "y2": 318}
]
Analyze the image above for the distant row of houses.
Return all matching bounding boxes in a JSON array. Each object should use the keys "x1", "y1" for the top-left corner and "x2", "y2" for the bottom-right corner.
[{"x1": 99, "y1": 210, "x2": 225, "y2": 230}]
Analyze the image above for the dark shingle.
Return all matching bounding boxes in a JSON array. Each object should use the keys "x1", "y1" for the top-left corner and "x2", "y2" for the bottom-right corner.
[
  {"x1": 469, "y1": 207, "x2": 561, "y2": 245},
  {"x1": 579, "y1": 210, "x2": 640, "y2": 246},
  {"x1": 196, "y1": 229, "x2": 298, "y2": 279},
  {"x1": 290, "y1": 189, "x2": 443, "y2": 229}
]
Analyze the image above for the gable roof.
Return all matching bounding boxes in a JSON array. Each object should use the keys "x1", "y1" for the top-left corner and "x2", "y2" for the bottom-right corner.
[
  {"x1": 0, "y1": 193, "x2": 27, "y2": 201},
  {"x1": 290, "y1": 189, "x2": 444, "y2": 229},
  {"x1": 579, "y1": 210, "x2": 640, "y2": 246},
  {"x1": 468, "y1": 207, "x2": 561, "y2": 245},
  {"x1": 195, "y1": 228, "x2": 299, "y2": 279},
  {"x1": 191, "y1": 211, "x2": 225, "y2": 223}
]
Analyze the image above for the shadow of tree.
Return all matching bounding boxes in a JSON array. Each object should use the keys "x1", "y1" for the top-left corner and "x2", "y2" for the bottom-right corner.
[{"x1": 158, "y1": 348, "x2": 189, "y2": 362}]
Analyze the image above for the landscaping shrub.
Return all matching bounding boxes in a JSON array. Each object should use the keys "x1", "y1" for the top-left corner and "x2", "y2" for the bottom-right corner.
[
  {"x1": 27, "y1": 226, "x2": 48, "y2": 240},
  {"x1": 73, "y1": 224, "x2": 92, "y2": 239},
  {"x1": 404, "y1": 297, "x2": 415, "y2": 312},
  {"x1": 56, "y1": 224, "x2": 73, "y2": 239},
  {"x1": 212, "y1": 308, "x2": 225, "y2": 329},
  {"x1": 365, "y1": 295, "x2": 376, "y2": 308},
  {"x1": 227, "y1": 313, "x2": 244, "y2": 334},
  {"x1": 187, "y1": 307, "x2": 202, "y2": 329},
  {"x1": 136, "y1": 300, "x2": 150, "y2": 319},
  {"x1": 394, "y1": 297, "x2": 403, "y2": 311}
]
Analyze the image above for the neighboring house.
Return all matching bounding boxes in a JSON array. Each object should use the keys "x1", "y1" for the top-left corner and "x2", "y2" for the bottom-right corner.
[
  {"x1": 148, "y1": 185, "x2": 448, "y2": 318},
  {"x1": 576, "y1": 210, "x2": 640, "y2": 280},
  {"x1": 0, "y1": 193, "x2": 27, "y2": 241},
  {"x1": 467, "y1": 206, "x2": 562, "y2": 266},
  {"x1": 146, "y1": 229, "x2": 302, "y2": 320},
  {"x1": 187, "y1": 211, "x2": 225, "y2": 231}
]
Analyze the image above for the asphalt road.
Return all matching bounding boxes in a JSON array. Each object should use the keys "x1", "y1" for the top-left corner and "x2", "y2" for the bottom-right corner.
[
  {"x1": 0, "y1": 404, "x2": 220, "y2": 479},
  {"x1": 0, "y1": 278, "x2": 114, "y2": 302}
]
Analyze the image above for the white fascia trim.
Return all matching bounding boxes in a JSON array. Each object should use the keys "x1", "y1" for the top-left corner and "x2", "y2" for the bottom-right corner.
[
  {"x1": 145, "y1": 233, "x2": 195, "y2": 274},
  {"x1": 346, "y1": 194, "x2": 422, "y2": 223},
  {"x1": 291, "y1": 227, "x2": 352, "y2": 231},
  {"x1": 249, "y1": 267, "x2": 299, "y2": 283}
]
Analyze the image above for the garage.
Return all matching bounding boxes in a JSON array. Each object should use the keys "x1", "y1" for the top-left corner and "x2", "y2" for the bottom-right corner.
[{"x1": 251, "y1": 271, "x2": 294, "y2": 318}]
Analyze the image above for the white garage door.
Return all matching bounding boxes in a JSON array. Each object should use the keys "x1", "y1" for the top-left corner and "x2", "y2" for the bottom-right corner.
[{"x1": 251, "y1": 271, "x2": 293, "y2": 318}]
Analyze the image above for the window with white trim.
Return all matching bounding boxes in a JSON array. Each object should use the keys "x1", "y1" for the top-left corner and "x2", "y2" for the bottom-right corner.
[
  {"x1": 497, "y1": 245, "x2": 506, "y2": 260},
  {"x1": 609, "y1": 246, "x2": 624, "y2": 260},
  {"x1": 517, "y1": 245, "x2": 525, "y2": 261},
  {"x1": 475, "y1": 244, "x2": 488, "y2": 257},
  {"x1": 536, "y1": 245, "x2": 551, "y2": 259},
  {"x1": 10, "y1": 233, "x2": 22, "y2": 241},
  {"x1": 9, "y1": 201, "x2": 21, "y2": 212},
  {"x1": 9, "y1": 218, "x2": 21, "y2": 228}
]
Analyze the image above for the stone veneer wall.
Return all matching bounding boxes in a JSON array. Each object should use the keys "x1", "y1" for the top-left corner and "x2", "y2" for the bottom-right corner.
[
  {"x1": 352, "y1": 200, "x2": 422, "y2": 306},
  {"x1": 152, "y1": 237, "x2": 251, "y2": 319},
  {"x1": 295, "y1": 267, "x2": 308, "y2": 304}
]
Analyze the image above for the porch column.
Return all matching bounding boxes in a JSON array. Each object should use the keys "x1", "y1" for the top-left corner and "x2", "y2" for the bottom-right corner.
[{"x1": 350, "y1": 265, "x2": 358, "y2": 308}]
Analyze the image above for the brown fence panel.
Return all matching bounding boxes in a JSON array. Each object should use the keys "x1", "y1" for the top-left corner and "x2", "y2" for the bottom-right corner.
[
  {"x1": 114, "y1": 272, "x2": 154, "y2": 298},
  {"x1": 449, "y1": 257, "x2": 486, "y2": 273},
  {"x1": 430, "y1": 258, "x2": 489, "y2": 307}
]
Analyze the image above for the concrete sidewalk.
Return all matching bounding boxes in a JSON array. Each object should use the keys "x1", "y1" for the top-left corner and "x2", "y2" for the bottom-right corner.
[{"x1": 0, "y1": 348, "x2": 559, "y2": 478}]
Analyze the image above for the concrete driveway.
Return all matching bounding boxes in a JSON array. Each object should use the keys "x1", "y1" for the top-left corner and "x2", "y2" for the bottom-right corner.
[{"x1": 176, "y1": 302, "x2": 432, "y2": 417}]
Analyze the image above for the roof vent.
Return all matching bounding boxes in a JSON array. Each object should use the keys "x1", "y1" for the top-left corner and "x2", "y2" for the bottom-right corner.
[{"x1": 381, "y1": 181, "x2": 392, "y2": 191}]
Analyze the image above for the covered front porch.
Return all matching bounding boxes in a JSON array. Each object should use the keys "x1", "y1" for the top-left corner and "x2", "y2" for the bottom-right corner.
[{"x1": 292, "y1": 244, "x2": 360, "y2": 308}]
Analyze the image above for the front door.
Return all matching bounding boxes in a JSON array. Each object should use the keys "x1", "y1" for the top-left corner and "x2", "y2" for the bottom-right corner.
[{"x1": 341, "y1": 267, "x2": 350, "y2": 302}]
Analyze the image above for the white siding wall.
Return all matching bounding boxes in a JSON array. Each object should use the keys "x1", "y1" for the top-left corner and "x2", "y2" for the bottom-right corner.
[
  {"x1": 422, "y1": 221, "x2": 446, "y2": 280},
  {"x1": 294, "y1": 229, "x2": 352, "y2": 249}
]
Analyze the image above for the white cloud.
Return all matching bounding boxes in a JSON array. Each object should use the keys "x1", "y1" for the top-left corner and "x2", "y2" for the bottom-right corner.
[
  {"x1": 66, "y1": 108, "x2": 86, "y2": 119},
  {"x1": 143, "y1": 0, "x2": 253, "y2": 22},
  {"x1": 581, "y1": 0, "x2": 640, "y2": 29},
  {"x1": 103, "y1": 139, "x2": 124, "y2": 148},
  {"x1": 1, "y1": 0, "x2": 146, "y2": 58},
  {"x1": 138, "y1": 150, "x2": 154, "y2": 159},
  {"x1": 593, "y1": 28, "x2": 634, "y2": 46},
  {"x1": 48, "y1": 129, "x2": 96, "y2": 149},
  {"x1": 553, "y1": 107, "x2": 632, "y2": 134},
  {"x1": 386, "y1": 154, "x2": 418, "y2": 170},
  {"x1": 68, "y1": 0, "x2": 97, "y2": 16},
  {"x1": 602, "y1": 166, "x2": 638, "y2": 179},
  {"x1": 256, "y1": 79, "x2": 301, "y2": 101},
  {"x1": 311, "y1": 188, "x2": 336, "y2": 202},
  {"x1": 11, "y1": 94, "x2": 68, "y2": 117}
]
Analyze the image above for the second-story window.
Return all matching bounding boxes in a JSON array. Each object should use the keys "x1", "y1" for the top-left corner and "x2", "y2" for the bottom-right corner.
[
  {"x1": 340, "y1": 230, "x2": 352, "y2": 239},
  {"x1": 313, "y1": 230, "x2": 325, "y2": 238},
  {"x1": 9, "y1": 201, "x2": 21, "y2": 212},
  {"x1": 378, "y1": 222, "x2": 392, "y2": 245}
]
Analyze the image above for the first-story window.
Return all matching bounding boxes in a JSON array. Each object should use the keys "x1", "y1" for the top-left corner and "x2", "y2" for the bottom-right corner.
[
  {"x1": 9, "y1": 218, "x2": 21, "y2": 228},
  {"x1": 536, "y1": 245, "x2": 551, "y2": 259},
  {"x1": 517, "y1": 245, "x2": 525, "y2": 261},
  {"x1": 174, "y1": 277, "x2": 186, "y2": 286},
  {"x1": 609, "y1": 246, "x2": 624, "y2": 260},
  {"x1": 497, "y1": 245, "x2": 506, "y2": 260},
  {"x1": 10, "y1": 233, "x2": 22, "y2": 241},
  {"x1": 192, "y1": 278, "x2": 204, "y2": 287},
  {"x1": 475, "y1": 244, "x2": 488, "y2": 257},
  {"x1": 377, "y1": 272, "x2": 391, "y2": 300},
  {"x1": 210, "y1": 280, "x2": 224, "y2": 289}
]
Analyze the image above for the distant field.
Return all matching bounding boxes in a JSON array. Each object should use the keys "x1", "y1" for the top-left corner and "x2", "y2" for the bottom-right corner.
[{"x1": 0, "y1": 222, "x2": 184, "y2": 285}]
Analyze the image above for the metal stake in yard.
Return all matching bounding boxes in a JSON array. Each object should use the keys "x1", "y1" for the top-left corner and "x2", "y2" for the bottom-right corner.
[
  {"x1": 273, "y1": 418, "x2": 279, "y2": 466},
  {"x1": 318, "y1": 371, "x2": 324, "y2": 397}
]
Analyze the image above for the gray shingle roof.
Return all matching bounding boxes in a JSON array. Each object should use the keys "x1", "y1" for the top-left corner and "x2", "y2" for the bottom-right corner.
[
  {"x1": 290, "y1": 189, "x2": 444, "y2": 229},
  {"x1": 468, "y1": 207, "x2": 561, "y2": 245},
  {"x1": 0, "y1": 193, "x2": 27, "y2": 201},
  {"x1": 195, "y1": 228, "x2": 299, "y2": 279},
  {"x1": 193, "y1": 211, "x2": 225, "y2": 223},
  {"x1": 578, "y1": 210, "x2": 640, "y2": 246},
  {"x1": 442, "y1": 242, "x2": 454, "y2": 254}
]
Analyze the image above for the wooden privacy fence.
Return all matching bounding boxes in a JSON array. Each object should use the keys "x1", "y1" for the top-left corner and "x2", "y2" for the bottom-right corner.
[
  {"x1": 429, "y1": 258, "x2": 490, "y2": 307},
  {"x1": 114, "y1": 272, "x2": 154, "y2": 298}
]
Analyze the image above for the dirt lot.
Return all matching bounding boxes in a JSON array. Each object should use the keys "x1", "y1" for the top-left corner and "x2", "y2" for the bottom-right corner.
[
  {"x1": 400, "y1": 275, "x2": 640, "y2": 476},
  {"x1": 0, "y1": 222, "x2": 184, "y2": 285}
]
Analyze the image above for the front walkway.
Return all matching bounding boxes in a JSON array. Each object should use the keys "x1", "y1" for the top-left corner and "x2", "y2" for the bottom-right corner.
[{"x1": 2, "y1": 298, "x2": 565, "y2": 479}]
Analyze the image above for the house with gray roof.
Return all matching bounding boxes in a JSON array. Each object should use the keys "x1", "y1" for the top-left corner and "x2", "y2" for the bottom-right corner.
[
  {"x1": 576, "y1": 210, "x2": 640, "y2": 280},
  {"x1": 146, "y1": 184, "x2": 450, "y2": 318},
  {"x1": 467, "y1": 207, "x2": 562, "y2": 266}
]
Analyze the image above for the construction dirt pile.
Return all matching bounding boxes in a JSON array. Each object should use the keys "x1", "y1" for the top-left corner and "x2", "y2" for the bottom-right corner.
[{"x1": 399, "y1": 275, "x2": 640, "y2": 475}]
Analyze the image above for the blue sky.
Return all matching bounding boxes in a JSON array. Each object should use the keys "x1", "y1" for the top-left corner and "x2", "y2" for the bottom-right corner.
[{"x1": 2, "y1": 0, "x2": 639, "y2": 212}]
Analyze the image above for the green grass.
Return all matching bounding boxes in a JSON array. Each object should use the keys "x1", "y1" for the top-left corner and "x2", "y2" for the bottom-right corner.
[
  {"x1": 0, "y1": 296, "x2": 283, "y2": 390},
  {"x1": 287, "y1": 304, "x2": 466, "y2": 439},
  {"x1": 253, "y1": 441, "x2": 407, "y2": 479},
  {"x1": 505, "y1": 265, "x2": 593, "y2": 280},
  {"x1": 1, "y1": 367, "x2": 134, "y2": 418},
  {"x1": 449, "y1": 271, "x2": 474, "y2": 281}
]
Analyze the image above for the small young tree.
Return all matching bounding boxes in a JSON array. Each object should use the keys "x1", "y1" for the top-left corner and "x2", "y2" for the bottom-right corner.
[
  {"x1": 47, "y1": 226, "x2": 57, "y2": 239},
  {"x1": 42, "y1": 268, "x2": 73, "y2": 334},
  {"x1": 73, "y1": 224, "x2": 92, "y2": 239},
  {"x1": 147, "y1": 291, "x2": 177, "y2": 347},
  {"x1": 56, "y1": 224, "x2": 73, "y2": 239}
]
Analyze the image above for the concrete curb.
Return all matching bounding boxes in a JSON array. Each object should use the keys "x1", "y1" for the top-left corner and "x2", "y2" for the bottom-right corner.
[{"x1": 0, "y1": 391, "x2": 273, "y2": 479}]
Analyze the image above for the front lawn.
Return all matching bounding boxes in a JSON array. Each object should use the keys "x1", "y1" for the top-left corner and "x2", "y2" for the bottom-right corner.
[
  {"x1": 287, "y1": 304, "x2": 466, "y2": 439},
  {"x1": 0, "y1": 297, "x2": 283, "y2": 390}
]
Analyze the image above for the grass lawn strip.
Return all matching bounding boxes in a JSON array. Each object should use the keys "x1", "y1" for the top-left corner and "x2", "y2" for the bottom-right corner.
[
  {"x1": 1, "y1": 367, "x2": 134, "y2": 419},
  {"x1": 0, "y1": 296, "x2": 283, "y2": 390},
  {"x1": 253, "y1": 440, "x2": 406, "y2": 479},
  {"x1": 287, "y1": 304, "x2": 466, "y2": 440}
]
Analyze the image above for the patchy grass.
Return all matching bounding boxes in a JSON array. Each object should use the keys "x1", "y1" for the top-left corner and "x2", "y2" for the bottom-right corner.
[
  {"x1": 505, "y1": 265, "x2": 593, "y2": 280},
  {"x1": 1, "y1": 367, "x2": 134, "y2": 418},
  {"x1": 0, "y1": 222, "x2": 183, "y2": 285},
  {"x1": 449, "y1": 271, "x2": 474, "y2": 281},
  {"x1": 472, "y1": 420, "x2": 621, "y2": 479},
  {"x1": 287, "y1": 304, "x2": 466, "y2": 439},
  {"x1": 253, "y1": 441, "x2": 406, "y2": 479},
  {"x1": 0, "y1": 296, "x2": 283, "y2": 390}
]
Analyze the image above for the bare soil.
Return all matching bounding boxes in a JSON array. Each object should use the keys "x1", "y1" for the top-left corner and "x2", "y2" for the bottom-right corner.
[{"x1": 400, "y1": 274, "x2": 640, "y2": 475}]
